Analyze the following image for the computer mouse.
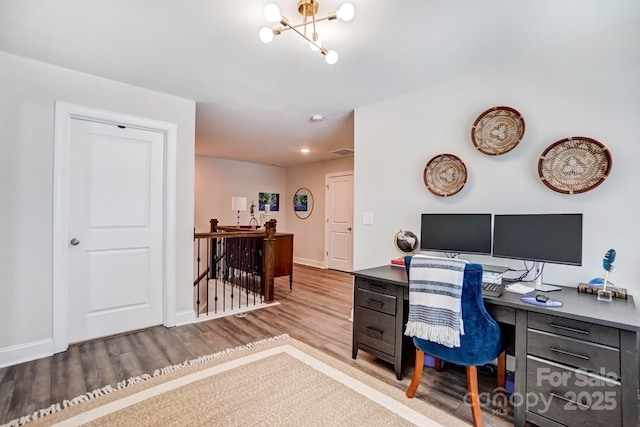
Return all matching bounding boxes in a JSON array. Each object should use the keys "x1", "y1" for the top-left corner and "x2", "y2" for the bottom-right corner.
[{"x1": 535, "y1": 293, "x2": 549, "y2": 303}]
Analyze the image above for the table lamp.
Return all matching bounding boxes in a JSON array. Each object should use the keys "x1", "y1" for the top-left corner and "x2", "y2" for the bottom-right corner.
[{"x1": 231, "y1": 196, "x2": 247, "y2": 225}]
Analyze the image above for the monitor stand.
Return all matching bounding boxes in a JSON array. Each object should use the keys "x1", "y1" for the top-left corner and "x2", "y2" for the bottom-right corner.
[{"x1": 532, "y1": 261, "x2": 561, "y2": 292}]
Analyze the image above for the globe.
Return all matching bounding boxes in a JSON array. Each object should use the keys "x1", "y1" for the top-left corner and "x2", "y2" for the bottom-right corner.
[{"x1": 394, "y1": 230, "x2": 418, "y2": 254}]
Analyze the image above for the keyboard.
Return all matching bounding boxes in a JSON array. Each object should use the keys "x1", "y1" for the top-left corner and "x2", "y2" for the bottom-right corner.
[{"x1": 482, "y1": 282, "x2": 505, "y2": 297}]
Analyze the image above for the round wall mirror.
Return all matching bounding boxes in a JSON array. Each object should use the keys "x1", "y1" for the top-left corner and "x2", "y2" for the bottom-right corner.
[{"x1": 293, "y1": 188, "x2": 314, "y2": 219}]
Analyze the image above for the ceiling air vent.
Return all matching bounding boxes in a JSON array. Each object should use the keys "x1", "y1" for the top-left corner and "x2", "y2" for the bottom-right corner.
[{"x1": 330, "y1": 148, "x2": 354, "y2": 156}]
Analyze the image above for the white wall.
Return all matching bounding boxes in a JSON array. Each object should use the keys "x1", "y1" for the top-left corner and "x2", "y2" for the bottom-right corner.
[
  {"x1": 354, "y1": 20, "x2": 640, "y2": 294},
  {"x1": 286, "y1": 157, "x2": 354, "y2": 267},
  {"x1": 194, "y1": 156, "x2": 287, "y2": 233},
  {"x1": 0, "y1": 52, "x2": 196, "y2": 364}
]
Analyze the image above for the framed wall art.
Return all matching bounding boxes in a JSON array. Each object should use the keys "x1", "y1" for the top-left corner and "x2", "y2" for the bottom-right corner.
[{"x1": 259, "y1": 192, "x2": 280, "y2": 212}]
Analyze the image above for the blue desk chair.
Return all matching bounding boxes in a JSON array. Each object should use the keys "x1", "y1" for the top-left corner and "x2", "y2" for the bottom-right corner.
[{"x1": 404, "y1": 255, "x2": 507, "y2": 427}]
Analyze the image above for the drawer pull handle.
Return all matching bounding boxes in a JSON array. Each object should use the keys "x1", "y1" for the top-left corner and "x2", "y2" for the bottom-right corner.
[
  {"x1": 550, "y1": 392, "x2": 590, "y2": 410},
  {"x1": 367, "y1": 300, "x2": 384, "y2": 309},
  {"x1": 549, "y1": 323, "x2": 589, "y2": 335},
  {"x1": 366, "y1": 327, "x2": 383, "y2": 339},
  {"x1": 549, "y1": 347, "x2": 590, "y2": 360},
  {"x1": 367, "y1": 284, "x2": 386, "y2": 292}
]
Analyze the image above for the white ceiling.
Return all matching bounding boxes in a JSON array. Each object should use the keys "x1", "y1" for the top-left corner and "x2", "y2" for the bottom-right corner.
[{"x1": 2, "y1": 0, "x2": 639, "y2": 167}]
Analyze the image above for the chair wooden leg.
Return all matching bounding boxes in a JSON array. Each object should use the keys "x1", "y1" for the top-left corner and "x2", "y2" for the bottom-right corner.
[
  {"x1": 466, "y1": 366, "x2": 484, "y2": 427},
  {"x1": 434, "y1": 357, "x2": 443, "y2": 372},
  {"x1": 406, "y1": 349, "x2": 424, "y2": 398},
  {"x1": 497, "y1": 350, "x2": 506, "y2": 389}
]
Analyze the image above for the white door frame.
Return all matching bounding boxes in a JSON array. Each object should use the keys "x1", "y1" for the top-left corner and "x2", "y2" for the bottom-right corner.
[{"x1": 52, "y1": 102, "x2": 177, "y2": 353}]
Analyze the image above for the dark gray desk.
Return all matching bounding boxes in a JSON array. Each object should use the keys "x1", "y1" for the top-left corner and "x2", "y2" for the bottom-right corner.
[{"x1": 351, "y1": 265, "x2": 640, "y2": 427}]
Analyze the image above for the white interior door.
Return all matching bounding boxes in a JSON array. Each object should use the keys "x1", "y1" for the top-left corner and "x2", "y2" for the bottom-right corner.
[
  {"x1": 326, "y1": 172, "x2": 354, "y2": 272},
  {"x1": 67, "y1": 119, "x2": 164, "y2": 343}
]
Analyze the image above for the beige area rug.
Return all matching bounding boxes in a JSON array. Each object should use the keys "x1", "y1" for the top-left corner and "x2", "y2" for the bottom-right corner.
[{"x1": 4, "y1": 335, "x2": 468, "y2": 427}]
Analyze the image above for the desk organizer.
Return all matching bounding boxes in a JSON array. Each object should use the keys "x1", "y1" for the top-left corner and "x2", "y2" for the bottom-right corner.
[{"x1": 577, "y1": 283, "x2": 627, "y2": 299}]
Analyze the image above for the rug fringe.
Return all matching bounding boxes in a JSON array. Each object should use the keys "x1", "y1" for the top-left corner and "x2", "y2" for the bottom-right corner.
[{"x1": 1, "y1": 334, "x2": 290, "y2": 427}]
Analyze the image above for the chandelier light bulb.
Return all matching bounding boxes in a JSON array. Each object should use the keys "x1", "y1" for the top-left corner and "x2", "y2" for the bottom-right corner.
[
  {"x1": 336, "y1": 3, "x2": 355, "y2": 21},
  {"x1": 325, "y1": 50, "x2": 338, "y2": 65},
  {"x1": 263, "y1": 3, "x2": 282, "y2": 23},
  {"x1": 259, "y1": 27, "x2": 275, "y2": 43}
]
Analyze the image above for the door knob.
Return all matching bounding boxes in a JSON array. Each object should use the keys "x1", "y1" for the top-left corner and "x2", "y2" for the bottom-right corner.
[
  {"x1": 347, "y1": 227, "x2": 352, "y2": 231},
  {"x1": 70, "y1": 238, "x2": 80, "y2": 246}
]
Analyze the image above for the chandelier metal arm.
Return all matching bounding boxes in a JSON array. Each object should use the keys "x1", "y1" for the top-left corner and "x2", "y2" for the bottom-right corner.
[
  {"x1": 310, "y1": 4, "x2": 316, "y2": 38},
  {"x1": 283, "y1": 20, "x2": 328, "y2": 54},
  {"x1": 276, "y1": 15, "x2": 332, "y2": 32}
]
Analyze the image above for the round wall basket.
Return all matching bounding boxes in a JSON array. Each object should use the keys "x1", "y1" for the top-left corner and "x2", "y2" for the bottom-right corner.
[
  {"x1": 537, "y1": 136, "x2": 612, "y2": 194},
  {"x1": 423, "y1": 153, "x2": 467, "y2": 197},
  {"x1": 471, "y1": 106, "x2": 525, "y2": 155}
]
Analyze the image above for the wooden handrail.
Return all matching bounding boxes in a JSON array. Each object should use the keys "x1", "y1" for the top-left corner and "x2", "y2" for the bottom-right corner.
[
  {"x1": 216, "y1": 225, "x2": 261, "y2": 232},
  {"x1": 194, "y1": 231, "x2": 266, "y2": 239}
]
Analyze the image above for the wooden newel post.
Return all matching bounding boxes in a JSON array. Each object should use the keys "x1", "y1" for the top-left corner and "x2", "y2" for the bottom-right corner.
[{"x1": 263, "y1": 219, "x2": 277, "y2": 303}]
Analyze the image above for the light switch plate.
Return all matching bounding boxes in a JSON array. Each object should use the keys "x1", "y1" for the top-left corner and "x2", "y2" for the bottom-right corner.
[{"x1": 362, "y1": 212, "x2": 373, "y2": 225}]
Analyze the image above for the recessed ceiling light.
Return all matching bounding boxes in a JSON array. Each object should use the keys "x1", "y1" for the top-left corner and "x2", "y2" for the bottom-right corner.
[
  {"x1": 310, "y1": 114, "x2": 323, "y2": 122},
  {"x1": 300, "y1": 148, "x2": 310, "y2": 153}
]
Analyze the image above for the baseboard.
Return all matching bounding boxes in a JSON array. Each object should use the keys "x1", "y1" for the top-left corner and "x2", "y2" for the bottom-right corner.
[
  {"x1": 173, "y1": 309, "x2": 196, "y2": 327},
  {"x1": 293, "y1": 257, "x2": 325, "y2": 269},
  {"x1": 0, "y1": 338, "x2": 54, "y2": 369}
]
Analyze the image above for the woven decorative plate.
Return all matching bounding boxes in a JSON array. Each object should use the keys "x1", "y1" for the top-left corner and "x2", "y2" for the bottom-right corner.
[
  {"x1": 423, "y1": 154, "x2": 467, "y2": 197},
  {"x1": 471, "y1": 106, "x2": 525, "y2": 155},
  {"x1": 538, "y1": 136, "x2": 612, "y2": 194}
]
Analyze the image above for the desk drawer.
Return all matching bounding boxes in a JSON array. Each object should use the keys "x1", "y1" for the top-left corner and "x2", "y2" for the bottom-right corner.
[
  {"x1": 528, "y1": 312, "x2": 619, "y2": 348},
  {"x1": 355, "y1": 288, "x2": 396, "y2": 316},
  {"x1": 526, "y1": 356, "x2": 621, "y2": 426},
  {"x1": 527, "y1": 329, "x2": 620, "y2": 377},
  {"x1": 355, "y1": 307, "x2": 396, "y2": 356},
  {"x1": 356, "y1": 278, "x2": 397, "y2": 296}
]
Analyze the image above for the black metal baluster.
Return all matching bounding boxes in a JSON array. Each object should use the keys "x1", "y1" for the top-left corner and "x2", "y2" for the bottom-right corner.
[
  {"x1": 195, "y1": 238, "x2": 201, "y2": 317},
  {"x1": 206, "y1": 237, "x2": 210, "y2": 316}
]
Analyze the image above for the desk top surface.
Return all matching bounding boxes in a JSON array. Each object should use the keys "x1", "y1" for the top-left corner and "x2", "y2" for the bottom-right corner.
[{"x1": 353, "y1": 265, "x2": 640, "y2": 332}]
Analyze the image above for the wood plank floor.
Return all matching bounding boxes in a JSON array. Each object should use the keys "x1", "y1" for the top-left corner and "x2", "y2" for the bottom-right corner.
[{"x1": 0, "y1": 265, "x2": 516, "y2": 426}]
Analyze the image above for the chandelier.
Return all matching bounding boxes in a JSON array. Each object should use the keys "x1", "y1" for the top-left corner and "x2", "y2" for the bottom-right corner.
[{"x1": 259, "y1": 1, "x2": 355, "y2": 65}]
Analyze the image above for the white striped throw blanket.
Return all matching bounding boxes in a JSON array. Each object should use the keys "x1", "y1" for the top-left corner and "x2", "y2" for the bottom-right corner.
[{"x1": 404, "y1": 255, "x2": 467, "y2": 348}]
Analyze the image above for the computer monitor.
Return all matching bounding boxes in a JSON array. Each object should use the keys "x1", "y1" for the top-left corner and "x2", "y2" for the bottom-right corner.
[
  {"x1": 420, "y1": 213, "x2": 492, "y2": 255},
  {"x1": 492, "y1": 214, "x2": 583, "y2": 291}
]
